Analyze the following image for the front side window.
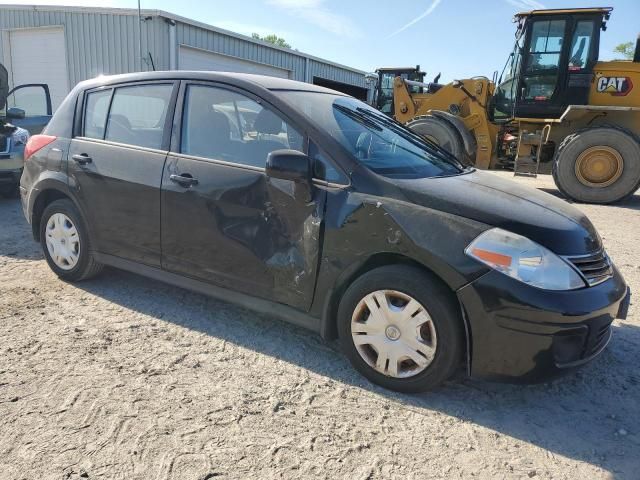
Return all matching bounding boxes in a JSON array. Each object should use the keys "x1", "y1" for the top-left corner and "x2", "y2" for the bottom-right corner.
[
  {"x1": 84, "y1": 89, "x2": 111, "y2": 140},
  {"x1": 523, "y1": 19, "x2": 566, "y2": 101},
  {"x1": 180, "y1": 85, "x2": 304, "y2": 168},
  {"x1": 104, "y1": 84, "x2": 173, "y2": 149},
  {"x1": 277, "y1": 91, "x2": 466, "y2": 179}
]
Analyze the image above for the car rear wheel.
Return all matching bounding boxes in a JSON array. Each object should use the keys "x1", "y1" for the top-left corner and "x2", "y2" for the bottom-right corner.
[
  {"x1": 40, "y1": 199, "x2": 103, "y2": 281},
  {"x1": 338, "y1": 265, "x2": 464, "y2": 392}
]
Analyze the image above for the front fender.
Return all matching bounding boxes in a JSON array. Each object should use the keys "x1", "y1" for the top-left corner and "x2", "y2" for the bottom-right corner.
[{"x1": 311, "y1": 190, "x2": 490, "y2": 338}]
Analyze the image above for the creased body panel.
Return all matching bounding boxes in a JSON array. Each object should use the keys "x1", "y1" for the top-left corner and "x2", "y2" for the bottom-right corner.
[
  {"x1": 161, "y1": 155, "x2": 324, "y2": 311},
  {"x1": 311, "y1": 188, "x2": 490, "y2": 324}
]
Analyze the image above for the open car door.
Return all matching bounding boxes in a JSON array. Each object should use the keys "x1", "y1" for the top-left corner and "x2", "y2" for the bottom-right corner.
[
  {"x1": 0, "y1": 62, "x2": 53, "y2": 134},
  {"x1": 4, "y1": 83, "x2": 53, "y2": 134}
]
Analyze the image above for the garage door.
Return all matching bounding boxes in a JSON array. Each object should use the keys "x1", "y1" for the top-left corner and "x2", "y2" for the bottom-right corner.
[
  {"x1": 179, "y1": 46, "x2": 290, "y2": 79},
  {"x1": 9, "y1": 27, "x2": 69, "y2": 111}
]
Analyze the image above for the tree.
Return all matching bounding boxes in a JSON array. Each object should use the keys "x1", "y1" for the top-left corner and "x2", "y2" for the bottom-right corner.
[
  {"x1": 251, "y1": 33, "x2": 292, "y2": 49},
  {"x1": 613, "y1": 41, "x2": 635, "y2": 60}
]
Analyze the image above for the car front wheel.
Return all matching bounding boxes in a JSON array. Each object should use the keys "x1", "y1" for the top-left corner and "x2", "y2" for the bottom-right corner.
[{"x1": 338, "y1": 265, "x2": 464, "y2": 392}]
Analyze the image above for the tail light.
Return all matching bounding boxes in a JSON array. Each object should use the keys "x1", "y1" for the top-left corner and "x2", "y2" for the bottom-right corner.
[{"x1": 24, "y1": 134, "x2": 57, "y2": 161}]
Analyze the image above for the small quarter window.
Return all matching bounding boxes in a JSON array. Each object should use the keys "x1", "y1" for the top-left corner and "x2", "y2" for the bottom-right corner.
[
  {"x1": 309, "y1": 141, "x2": 347, "y2": 184},
  {"x1": 105, "y1": 84, "x2": 173, "y2": 149},
  {"x1": 83, "y1": 89, "x2": 111, "y2": 139}
]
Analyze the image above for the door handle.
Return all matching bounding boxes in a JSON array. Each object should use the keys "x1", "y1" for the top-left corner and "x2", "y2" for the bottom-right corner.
[
  {"x1": 170, "y1": 174, "x2": 199, "y2": 187},
  {"x1": 72, "y1": 153, "x2": 92, "y2": 165}
]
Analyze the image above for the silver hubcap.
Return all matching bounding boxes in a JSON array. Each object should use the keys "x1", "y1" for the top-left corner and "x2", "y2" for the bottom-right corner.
[
  {"x1": 45, "y1": 213, "x2": 80, "y2": 270},
  {"x1": 351, "y1": 290, "x2": 437, "y2": 378}
]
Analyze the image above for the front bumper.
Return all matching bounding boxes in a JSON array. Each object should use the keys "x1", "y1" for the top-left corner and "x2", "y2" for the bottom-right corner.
[{"x1": 457, "y1": 266, "x2": 629, "y2": 383}]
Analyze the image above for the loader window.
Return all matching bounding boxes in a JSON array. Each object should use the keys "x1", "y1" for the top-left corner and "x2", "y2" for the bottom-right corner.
[
  {"x1": 377, "y1": 72, "x2": 396, "y2": 114},
  {"x1": 568, "y1": 21, "x2": 595, "y2": 71},
  {"x1": 523, "y1": 19, "x2": 566, "y2": 101},
  {"x1": 492, "y1": 37, "x2": 523, "y2": 119},
  {"x1": 375, "y1": 71, "x2": 423, "y2": 115}
]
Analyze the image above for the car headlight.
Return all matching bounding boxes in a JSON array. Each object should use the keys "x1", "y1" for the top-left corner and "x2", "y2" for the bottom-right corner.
[
  {"x1": 11, "y1": 127, "x2": 30, "y2": 146},
  {"x1": 465, "y1": 228, "x2": 585, "y2": 290}
]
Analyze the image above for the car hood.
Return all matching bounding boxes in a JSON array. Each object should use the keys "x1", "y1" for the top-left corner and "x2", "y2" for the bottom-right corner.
[{"x1": 391, "y1": 169, "x2": 601, "y2": 256}]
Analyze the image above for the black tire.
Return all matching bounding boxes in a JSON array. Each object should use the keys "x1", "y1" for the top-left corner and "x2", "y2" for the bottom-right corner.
[
  {"x1": 40, "y1": 199, "x2": 103, "y2": 281},
  {"x1": 552, "y1": 125, "x2": 640, "y2": 204},
  {"x1": 337, "y1": 265, "x2": 464, "y2": 393},
  {"x1": 407, "y1": 115, "x2": 467, "y2": 162}
]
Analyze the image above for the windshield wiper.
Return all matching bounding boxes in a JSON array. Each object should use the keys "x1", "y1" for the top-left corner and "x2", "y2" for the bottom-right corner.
[
  {"x1": 334, "y1": 104, "x2": 384, "y2": 132},
  {"x1": 352, "y1": 107, "x2": 466, "y2": 168}
]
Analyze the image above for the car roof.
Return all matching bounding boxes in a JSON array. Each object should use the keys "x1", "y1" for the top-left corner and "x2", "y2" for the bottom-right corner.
[{"x1": 76, "y1": 70, "x2": 347, "y2": 96}]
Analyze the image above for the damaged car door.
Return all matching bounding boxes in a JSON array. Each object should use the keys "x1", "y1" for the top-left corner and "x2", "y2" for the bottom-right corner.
[{"x1": 161, "y1": 83, "x2": 325, "y2": 310}]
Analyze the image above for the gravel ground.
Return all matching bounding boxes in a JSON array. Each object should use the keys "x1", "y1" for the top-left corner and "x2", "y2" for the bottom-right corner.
[{"x1": 1, "y1": 173, "x2": 639, "y2": 480}]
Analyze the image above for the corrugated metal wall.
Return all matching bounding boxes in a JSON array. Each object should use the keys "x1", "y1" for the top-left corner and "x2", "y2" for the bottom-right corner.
[
  {"x1": 0, "y1": 6, "x2": 367, "y2": 91},
  {"x1": 0, "y1": 7, "x2": 169, "y2": 87},
  {"x1": 176, "y1": 22, "x2": 307, "y2": 81},
  {"x1": 175, "y1": 22, "x2": 366, "y2": 88}
]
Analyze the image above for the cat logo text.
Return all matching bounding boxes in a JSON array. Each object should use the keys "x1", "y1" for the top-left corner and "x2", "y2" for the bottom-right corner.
[{"x1": 596, "y1": 76, "x2": 633, "y2": 96}]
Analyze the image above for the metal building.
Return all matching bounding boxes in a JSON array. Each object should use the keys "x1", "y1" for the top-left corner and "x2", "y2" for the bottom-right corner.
[{"x1": 0, "y1": 4, "x2": 371, "y2": 110}]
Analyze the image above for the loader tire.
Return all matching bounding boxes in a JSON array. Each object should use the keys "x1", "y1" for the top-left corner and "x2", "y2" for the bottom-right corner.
[
  {"x1": 552, "y1": 125, "x2": 640, "y2": 204},
  {"x1": 407, "y1": 115, "x2": 468, "y2": 163}
]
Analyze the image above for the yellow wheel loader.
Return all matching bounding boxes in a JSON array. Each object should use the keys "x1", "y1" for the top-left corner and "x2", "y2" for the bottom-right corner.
[{"x1": 375, "y1": 7, "x2": 640, "y2": 204}]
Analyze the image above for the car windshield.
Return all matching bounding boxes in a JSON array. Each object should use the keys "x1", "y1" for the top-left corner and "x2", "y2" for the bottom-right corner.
[{"x1": 275, "y1": 91, "x2": 468, "y2": 179}]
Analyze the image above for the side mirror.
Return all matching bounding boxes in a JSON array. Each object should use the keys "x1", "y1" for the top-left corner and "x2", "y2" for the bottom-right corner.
[
  {"x1": 266, "y1": 149, "x2": 311, "y2": 184},
  {"x1": 7, "y1": 107, "x2": 25, "y2": 120}
]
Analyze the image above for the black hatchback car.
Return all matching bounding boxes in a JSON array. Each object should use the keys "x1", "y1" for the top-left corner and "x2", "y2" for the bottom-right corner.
[{"x1": 20, "y1": 72, "x2": 630, "y2": 392}]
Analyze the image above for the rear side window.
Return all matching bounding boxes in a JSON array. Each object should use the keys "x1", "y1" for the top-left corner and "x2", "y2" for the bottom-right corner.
[
  {"x1": 104, "y1": 84, "x2": 173, "y2": 149},
  {"x1": 84, "y1": 89, "x2": 111, "y2": 140}
]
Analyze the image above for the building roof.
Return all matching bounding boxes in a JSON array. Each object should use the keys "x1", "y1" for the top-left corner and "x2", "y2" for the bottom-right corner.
[{"x1": 0, "y1": 4, "x2": 368, "y2": 76}]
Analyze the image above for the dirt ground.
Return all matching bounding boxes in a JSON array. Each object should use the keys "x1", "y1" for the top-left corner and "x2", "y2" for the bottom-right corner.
[{"x1": 1, "y1": 172, "x2": 639, "y2": 480}]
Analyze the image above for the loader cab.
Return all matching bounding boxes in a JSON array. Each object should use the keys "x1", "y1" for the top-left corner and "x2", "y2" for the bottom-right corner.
[
  {"x1": 374, "y1": 66, "x2": 425, "y2": 115},
  {"x1": 491, "y1": 7, "x2": 610, "y2": 121}
]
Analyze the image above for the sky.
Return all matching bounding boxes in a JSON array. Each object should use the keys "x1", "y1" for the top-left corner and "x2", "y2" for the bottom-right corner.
[{"x1": 2, "y1": 0, "x2": 639, "y2": 81}]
